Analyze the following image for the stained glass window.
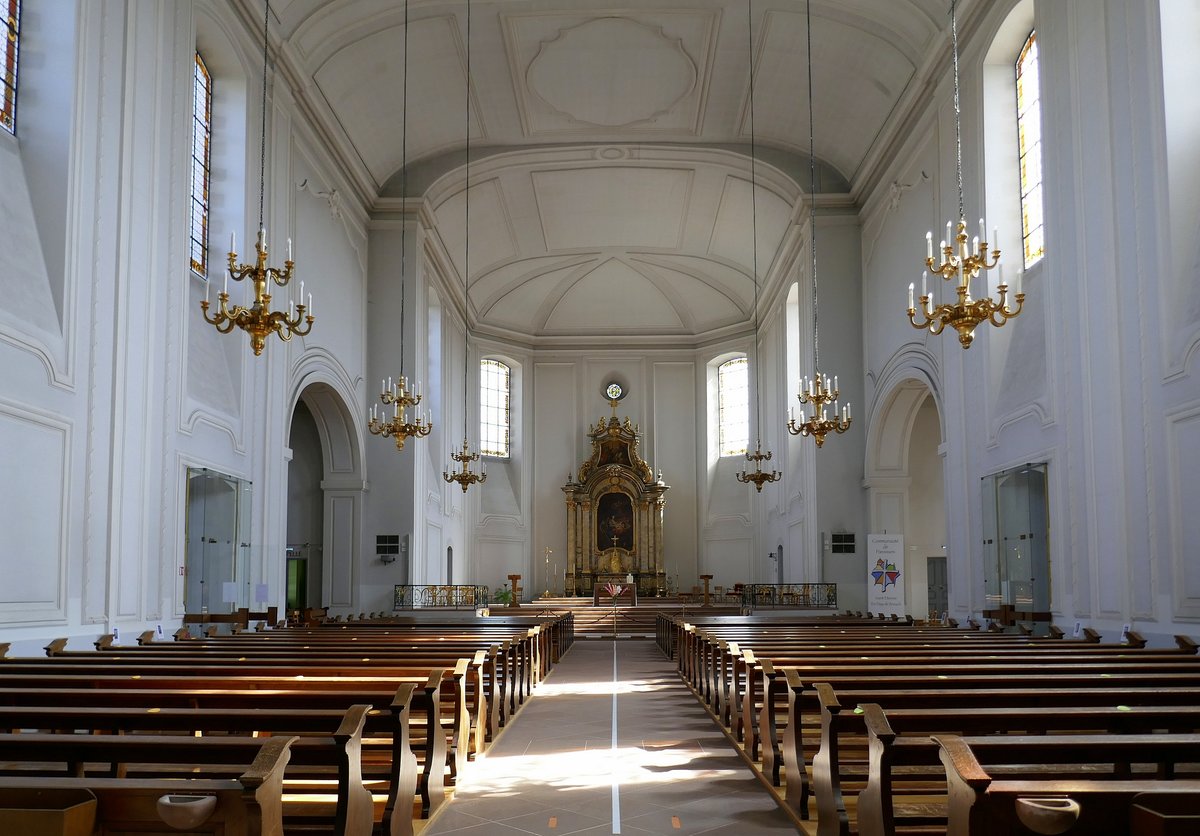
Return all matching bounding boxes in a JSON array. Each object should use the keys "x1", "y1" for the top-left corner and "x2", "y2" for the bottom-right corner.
[
  {"x1": 190, "y1": 52, "x2": 213, "y2": 275},
  {"x1": 2, "y1": 0, "x2": 20, "y2": 134},
  {"x1": 480, "y1": 359, "x2": 510, "y2": 458},
  {"x1": 718, "y1": 357, "x2": 749, "y2": 457},
  {"x1": 1016, "y1": 30, "x2": 1044, "y2": 268}
]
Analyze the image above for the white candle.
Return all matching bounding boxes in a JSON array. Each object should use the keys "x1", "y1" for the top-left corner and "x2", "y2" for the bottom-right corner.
[
  {"x1": 993, "y1": 227, "x2": 999, "y2": 249},
  {"x1": 908, "y1": 283, "x2": 914, "y2": 309},
  {"x1": 287, "y1": 237, "x2": 293, "y2": 261},
  {"x1": 388, "y1": 376, "x2": 392, "y2": 393},
  {"x1": 922, "y1": 270, "x2": 928, "y2": 299},
  {"x1": 230, "y1": 231, "x2": 236, "y2": 254},
  {"x1": 972, "y1": 235, "x2": 979, "y2": 252},
  {"x1": 1015, "y1": 270, "x2": 1023, "y2": 295},
  {"x1": 307, "y1": 293, "x2": 312, "y2": 314},
  {"x1": 946, "y1": 220, "x2": 953, "y2": 242},
  {"x1": 833, "y1": 375, "x2": 838, "y2": 392},
  {"x1": 926, "y1": 231, "x2": 933, "y2": 260},
  {"x1": 258, "y1": 226, "x2": 266, "y2": 248},
  {"x1": 847, "y1": 402, "x2": 851, "y2": 420},
  {"x1": 979, "y1": 217, "x2": 986, "y2": 243},
  {"x1": 998, "y1": 263, "x2": 1005, "y2": 288},
  {"x1": 299, "y1": 281, "x2": 304, "y2": 305},
  {"x1": 223, "y1": 270, "x2": 228, "y2": 296}
]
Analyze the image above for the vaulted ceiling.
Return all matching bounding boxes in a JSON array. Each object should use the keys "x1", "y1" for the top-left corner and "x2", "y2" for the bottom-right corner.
[{"x1": 265, "y1": 0, "x2": 958, "y2": 343}]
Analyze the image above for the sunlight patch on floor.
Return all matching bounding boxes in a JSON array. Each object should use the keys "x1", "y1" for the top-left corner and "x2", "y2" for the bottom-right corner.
[
  {"x1": 533, "y1": 678, "x2": 674, "y2": 697},
  {"x1": 459, "y1": 745, "x2": 740, "y2": 797}
]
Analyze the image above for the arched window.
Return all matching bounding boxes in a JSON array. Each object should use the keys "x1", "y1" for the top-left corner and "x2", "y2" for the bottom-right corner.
[
  {"x1": 190, "y1": 52, "x2": 214, "y2": 275},
  {"x1": 2, "y1": 0, "x2": 21, "y2": 134},
  {"x1": 1015, "y1": 30, "x2": 1044, "y2": 268},
  {"x1": 480, "y1": 358, "x2": 510, "y2": 458},
  {"x1": 717, "y1": 356, "x2": 749, "y2": 456}
]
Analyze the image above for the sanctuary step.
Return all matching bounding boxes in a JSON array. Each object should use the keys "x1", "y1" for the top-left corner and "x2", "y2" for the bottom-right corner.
[{"x1": 514, "y1": 597, "x2": 743, "y2": 638}]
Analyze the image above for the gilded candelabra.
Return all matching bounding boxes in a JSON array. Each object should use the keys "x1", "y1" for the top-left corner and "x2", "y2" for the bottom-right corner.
[
  {"x1": 909, "y1": 221, "x2": 1023, "y2": 349},
  {"x1": 735, "y1": 443, "x2": 781, "y2": 492},
  {"x1": 368, "y1": 375, "x2": 432, "y2": 452},
  {"x1": 787, "y1": 373, "x2": 851, "y2": 447},
  {"x1": 443, "y1": 438, "x2": 487, "y2": 492},
  {"x1": 201, "y1": 231, "x2": 313, "y2": 356}
]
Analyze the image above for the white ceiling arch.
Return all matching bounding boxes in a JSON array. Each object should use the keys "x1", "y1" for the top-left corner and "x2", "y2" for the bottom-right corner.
[{"x1": 415, "y1": 144, "x2": 804, "y2": 345}]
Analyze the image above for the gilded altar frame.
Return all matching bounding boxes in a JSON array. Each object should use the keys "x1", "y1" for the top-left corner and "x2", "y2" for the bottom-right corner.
[{"x1": 562, "y1": 411, "x2": 668, "y2": 596}]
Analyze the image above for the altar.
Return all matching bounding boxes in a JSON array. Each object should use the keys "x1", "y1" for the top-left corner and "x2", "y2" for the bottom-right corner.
[{"x1": 563, "y1": 402, "x2": 668, "y2": 596}]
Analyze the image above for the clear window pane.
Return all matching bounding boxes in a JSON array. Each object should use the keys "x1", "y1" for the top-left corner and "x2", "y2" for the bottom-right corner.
[
  {"x1": 718, "y1": 357, "x2": 749, "y2": 457},
  {"x1": 2, "y1": 1, "x2": 21, "y2": 134},
  {"x1": 1016, "y1": 31, "x2": 1045, "y2": 268},
  {"x1": 190, "y1": 52, "x2": 213, "y2": 276},
  {"x1": 480, "y1": 359, "x2": 510, "y2": 458}
]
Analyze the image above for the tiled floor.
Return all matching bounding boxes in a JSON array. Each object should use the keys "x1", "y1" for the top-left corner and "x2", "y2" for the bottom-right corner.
[{"x1": 420, "y1": 639, "x2": 799, "y2": 835}]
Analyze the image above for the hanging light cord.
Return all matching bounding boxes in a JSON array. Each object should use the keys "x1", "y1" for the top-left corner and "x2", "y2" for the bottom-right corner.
[
  {"x1": 462, "y1": 0, "x2": 471, "y2": 438},
  {"x1": 257, "y1": 0, "x2": 270, "y2": 236},
  {"x1": 951, "y1": 0, "x2": 964, "y2": 224},
  {"x1": 399, "y1": 0, "x2": 409, "y2": 379},
  {"x1": 806, "y1": 0, "x2": 819, "y2": 374},
  {"x1": 746, "y1": 0, "x2": 763, "y2": 447}
]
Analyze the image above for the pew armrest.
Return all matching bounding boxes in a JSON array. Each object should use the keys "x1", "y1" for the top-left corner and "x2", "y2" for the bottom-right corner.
[{"x1": 239, "y1": 735, "x2": 297, "y2": 836}]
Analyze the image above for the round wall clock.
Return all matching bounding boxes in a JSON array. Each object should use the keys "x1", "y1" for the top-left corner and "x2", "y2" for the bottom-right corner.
[{"x1": 605, "y1": 381, "x2": 625, "y2": 401}]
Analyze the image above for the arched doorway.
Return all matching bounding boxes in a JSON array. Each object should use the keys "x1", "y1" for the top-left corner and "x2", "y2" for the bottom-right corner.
[
  {"x1": 286, "y1": 378, "x2": 364, "y2": 616},
  {"x1": 865, "y1": 377, "x2": 946, "y2": 621}
]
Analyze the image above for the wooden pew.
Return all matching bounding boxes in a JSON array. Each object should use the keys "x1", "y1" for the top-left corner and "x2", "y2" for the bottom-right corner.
[
  {"x1": 0, "y1": 678, "x2": 433, "y2": 832},
  {"x1": 858, "y1": 702, "x2": 1200, "y2": 836},
  {"x1": 0, "y1": 708, "x2": 377, "y2": 833},
  {"x1": 0, "y1": 736, "x2": 294, "y2": 836},
  {"x1": 785, "y1": 676, "x2": 1200, "y2": 835},
  {"x1": 935, "y1": 734, "x2": 1200, "y2": 836}
]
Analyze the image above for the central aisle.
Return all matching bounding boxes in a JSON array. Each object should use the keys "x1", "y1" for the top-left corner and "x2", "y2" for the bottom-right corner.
[{"x1": 421, "y1": 639, "x2": 798, "y2": 835}]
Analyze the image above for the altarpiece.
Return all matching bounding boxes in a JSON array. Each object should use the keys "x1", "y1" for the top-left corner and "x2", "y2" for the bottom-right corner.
[{"x1": 562, "y1": 407, "x2": 668, "y2": 596}]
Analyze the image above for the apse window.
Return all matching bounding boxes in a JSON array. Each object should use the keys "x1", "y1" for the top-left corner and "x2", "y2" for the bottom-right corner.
[
  {"x1": 718, "y1": 357, "x2": 749, "y2": 457},
  {"x1": 190, "y1": 51, "x2": 213, "y2": 276},
  {"x1": 2, "y1": 0, "x2": 20, "y2": 134},
  {"x1": 480, "y1": 358, "x2": 510, "y2": 458},
  {"x1": 1015, "y1": 30, "x2": 1044, "y2": 267}
]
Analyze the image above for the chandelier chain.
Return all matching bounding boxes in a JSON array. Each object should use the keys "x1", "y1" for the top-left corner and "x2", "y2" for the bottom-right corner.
[
  {"x1": 258, "y1": 0, "x2": 269, "y2": 235},
  {"x1": 951, "y1": 0, "x2": 964, "y2": 223},
  {"x1": 747, "y1": 0, "x2": 762, "y2": 446},
  {"x1": 399, "y1": 0, "x2": 409, "y2": 378},
  {"x1": 463, "y1": 0, "x2": 471, "y2": 437},
  {"x1": 806, "y1": 0, "x2": 818, "y2": 372}
]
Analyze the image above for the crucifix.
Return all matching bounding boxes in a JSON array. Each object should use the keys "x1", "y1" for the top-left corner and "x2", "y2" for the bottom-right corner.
[{"x1": 544, "y1": 547, "x2": 554, "y2": 597}]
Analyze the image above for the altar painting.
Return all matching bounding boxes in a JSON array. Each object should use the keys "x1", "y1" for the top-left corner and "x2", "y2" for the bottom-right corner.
[{"x1": 596, "y1": 491, "x2": 634, "y2": 552}]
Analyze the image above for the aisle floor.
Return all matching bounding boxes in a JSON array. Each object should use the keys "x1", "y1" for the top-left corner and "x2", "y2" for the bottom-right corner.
[{"x1": 420, "y1": 639, "x2": 798, "y2": 835}]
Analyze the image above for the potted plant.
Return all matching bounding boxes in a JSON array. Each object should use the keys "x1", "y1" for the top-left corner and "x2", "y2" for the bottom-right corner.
[{"x1": 492, "y1": 586, "x2": 513, "y2": 607}]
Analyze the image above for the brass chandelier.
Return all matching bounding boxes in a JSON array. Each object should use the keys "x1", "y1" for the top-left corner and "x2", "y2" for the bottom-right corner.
[
  {"x1": 200, "y1": 0, "x2": 312, "y2": 356},
  {"x1": 444, "y1": 0, "x2": 486, "y2": 493},
  {"x1": 908, "y1": 0, "x2": 1024, "y2": 348},
  {"x1": 788, "y1": 0, "x2": 850, "y2": 447},
  {"x1": 368, "y1": 0, "x2": 432, "y2": 453},
  {"x1": 735, "y1": 0, "x2": 780, "y2": 493}
]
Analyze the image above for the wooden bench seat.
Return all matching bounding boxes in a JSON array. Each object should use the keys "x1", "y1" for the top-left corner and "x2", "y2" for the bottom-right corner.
[
  {"x1": 855, "y1": 703, "x2": 1200, "y2": 836},
  {"x1": 0, "y1": 679, "x2": 434, "y2": 831},
  {"x1": 934, "y1": 734, "x2": 1200, "y2": 836},
  {"x1": 0, "y1": 737, "x2": 294, "y2": 836},
  {"x1": 0, "y1": 722, "x2": 388, "y2": 834}
]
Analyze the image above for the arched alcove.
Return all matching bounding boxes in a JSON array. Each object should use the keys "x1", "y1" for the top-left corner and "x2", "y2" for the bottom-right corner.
[
  {"x1": 865, "y1": 373, "x2": 946, "y2": 620},
  {"x1": 287, "y1": 358, "x2": 365, "y2": 615}
]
